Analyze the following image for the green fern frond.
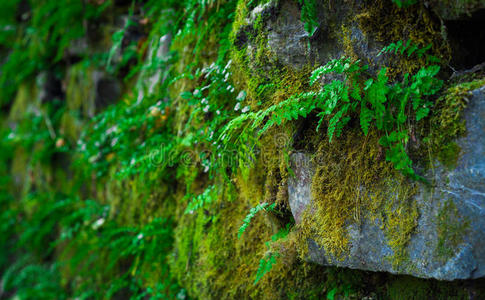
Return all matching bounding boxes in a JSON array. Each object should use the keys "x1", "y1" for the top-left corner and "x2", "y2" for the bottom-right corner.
[{"x1": 238, "y1": 203, "x2": 276, "y2": 238}]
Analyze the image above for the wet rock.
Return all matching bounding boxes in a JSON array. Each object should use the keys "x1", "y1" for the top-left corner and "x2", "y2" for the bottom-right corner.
[
  {"x1": 288, "y1": 86, "x2": 485, "y2": 280},
  {"x1": 136, "y1": 33, "x2": 172, "y2": 104}
]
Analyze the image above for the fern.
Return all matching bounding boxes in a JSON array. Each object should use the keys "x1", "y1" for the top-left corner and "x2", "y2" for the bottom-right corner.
[
  {"x1": 238, "y1": 202, "x2": 276, "y2": 238},
  {"x1": 254, "y1": 224, "x2": 291, "y2": 284},
  {"x1": 298, "y1": 0, "x2": 319, "y2": 36},
  {"x1": 254, "y1": 253, "x2": 278, "y2": 284},
  {"x1": 222, "y1": 42, "x2": 442, "y2": 179},
  {"x1": 185, "y1": 185, "x2": 216, "y2": 214},
  {"x1": 391, "y1": 0, "x2": 418, "y2": 8}
]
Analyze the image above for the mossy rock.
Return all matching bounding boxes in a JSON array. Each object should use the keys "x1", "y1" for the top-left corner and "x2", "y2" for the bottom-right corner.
[{"x1": 288, "y1": 85, "x2": 485, "y2": 280}]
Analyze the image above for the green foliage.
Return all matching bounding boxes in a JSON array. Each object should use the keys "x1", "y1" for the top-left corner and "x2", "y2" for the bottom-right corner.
[
  {"x1": 298, "y1": 0, "x2": 319, "y2": 36},
  {"x1": 223, "y1": 43, "x2": 442, "y2": 179},
  {"x1": 391, "y1": 0, "x2": 418, "y2": 8},
  {"x1": 254, "y1": 253, "x2": 278, "y2": 284},
  {"x1": 185, "y1": 185, "x2": 216, "y2": 214},
  {"x1": 0, "y1": 0, "x2": 469, "y2": 298},
  {"x1": 2, "y1": 258, "x2": 67, "y2": 300},
  {"x1": 254, "y1": 224, "x2": 290, "y2": 284},
  {"x1": 7, "y1": 98, "x2": 69, "y2": 164},
  {"x1": 238, "y1": 202, "x2": 276, "y2": 238},
  {"x1": 0, "y1": 0, "x2": 108, "y2": 106}
]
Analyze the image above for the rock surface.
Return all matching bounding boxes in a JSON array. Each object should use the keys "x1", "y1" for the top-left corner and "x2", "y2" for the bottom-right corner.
[
  {"x1": 288, "y1": 86, "x2": 485, "y2": 280},
  {"x1": 431, "y1": 0, "x2": 485, "y2": 20}
]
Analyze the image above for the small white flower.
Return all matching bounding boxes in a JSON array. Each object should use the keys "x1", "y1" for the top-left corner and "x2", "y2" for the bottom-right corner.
[
  {"x1": 236, "y1": 91, "x2": 246, "y2": 101},
  {"x1": 92, "y1": 218, "x2": 105, "y2": 230},
  {"x1": 137, "y1": 233, "x2": 144, "y2": 240},
  {"x1": 111, "y1": 138, "x2": 119, "y2": 147},
  {"x1": 234, "y1": 103, "x2": 241, "y2": 111},
  {"x1": 225, "y1": 59, "x2": 232, "y2": 70},
  {"x1": 203, "y1": 105, "x2": 210, "y2": 113},
  {"x1": 204, "y1": 165, "x2": 209, "y2": 173},
  {"x1": 130, "y1": 158, "x2": 135, "y2": 165},
  {"x1": 89, "y1": 154, "x2": 99, "y2": 163},
  {"x1": 241, "y1": 106, "x2": 250, "y2": 113},
  {"x1": 216, "y1": 110, "x2": 220, "y2": 115},
  {"x1": 193, "y1": 89, "x2": 200, "y2": 96}
]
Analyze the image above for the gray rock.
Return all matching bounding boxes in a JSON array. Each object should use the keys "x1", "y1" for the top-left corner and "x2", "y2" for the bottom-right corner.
[
  {"x1": 136, "y1": 33, "x2": 172, "y2": 104},
  {"x1": 94, "y1": 73, "x2": 121, "y2": 112},
  {"x1": 265, "y1": 0, "x2": 314, "y2": 69},
  {"x1": 237, "y1": 0, "x2": 386, "y2": 73},
  {"x1": 288, "y1": 86, "x2": 485, "y2": 280}
]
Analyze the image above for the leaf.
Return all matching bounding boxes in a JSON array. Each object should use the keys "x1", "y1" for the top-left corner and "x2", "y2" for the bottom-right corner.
[
  {"x1": 360, "y1": 103, "x2": 373, "y2": 136},
  {"x1": 327, "y1": 287, "x2": 337, "y2": 300},
  {"x1": 416, "y1": 106, "x2": 429, "y2": 121},
  {"x1": 238, "y1": 203, "x2": 276, "y2": 238}
]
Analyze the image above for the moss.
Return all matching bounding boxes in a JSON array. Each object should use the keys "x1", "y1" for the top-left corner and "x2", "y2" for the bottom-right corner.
[
  {"x1": 384, "y1": 275, "x2": 470, "y2": 300},
  {"x1": 436, "y1": 198, "x2": 470, "y2": 262},
  {"x1": 356, "y1": 0, "x2": 451, "y2": 79},
  {"x1": 8, "y1": 82, "x2": 37, "y2": 122},
  {"x1": 65, "y1": 63, "x2": 96, "y2": 118},
  {"x1": 298, "y1": 126, "x2": 418, "y2": 265},
  {"x1": 379, "y1": 182, "x2": 419, "y2": 269},
  {"x1": 428, "y1": 77, "x2": 485, "y2": 168},
  {"x1": 437, "y1": 142, "x2": 461, "y2": 169}
]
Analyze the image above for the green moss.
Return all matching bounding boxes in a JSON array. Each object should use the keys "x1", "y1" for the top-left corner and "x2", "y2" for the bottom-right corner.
[
  {"x1": 8, "y1": 82, "x2": 37, "y2": 122},
  {"x1": 437, "y1": 142, "x2": 461, "y2": 170},
  {"x1": 429, "y1": 77, "x2": 485, "y2": 168},
  {"x1": 436, "y1": 198, "x2": 470, "y2": 262},
  {"x1": 385, "y1": 275, "x2": 470, "y2": 300},
  {"x1": 298, "y1": 127, "x2": 418, "y2": 266},
  {"x1": 65, "y1": 63, "x2": 96, "y2": 117},
  {"x1": 356, "y1": 0, "x2": 450, "y2": 79}
]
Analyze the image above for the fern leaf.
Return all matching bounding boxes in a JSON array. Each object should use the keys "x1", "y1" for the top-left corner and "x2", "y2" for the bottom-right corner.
[
  {"x1": 360, "y1": 103, "x2": 373, "y2": 136},
  {"x1": 238, "y1": 203, "x2": 276, "y2": 238}
]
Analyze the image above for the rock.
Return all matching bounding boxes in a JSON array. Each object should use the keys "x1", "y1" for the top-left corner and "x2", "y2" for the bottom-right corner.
[
  {"x1": 430, "y1": 0, "x2": 485, "y2": 20},
  {"x1": 288, "y1": 86, "x2": 485, "y2": 280},
  {"x1": 37, "y1": 72, "x2": 64, "y2": 104},
  {"x1": 236, "y1": 0, "x2": 385, "y2": 72},
  {"x1": 65, "y1": 66, "x2": 121, "y2": 117},
  {"x1": 136, "y1": 33, "x2": 172, "y2": 104},
  {"x1": 94, "y1": 74, "x2": 121, "y2": 111},
  {"x1": 265, "y1": 0, "x2": 315, "y2": 69}
]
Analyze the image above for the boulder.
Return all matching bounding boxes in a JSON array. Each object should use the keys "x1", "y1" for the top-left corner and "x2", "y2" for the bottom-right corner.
[{"x1": 288, "y1": 86, "x2": 485, "y2": 280}]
